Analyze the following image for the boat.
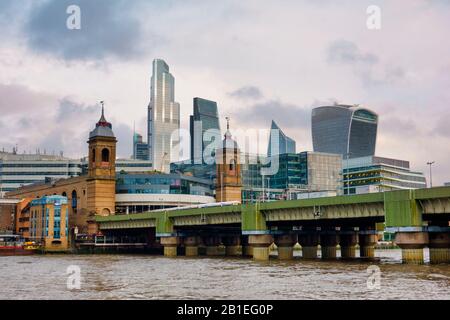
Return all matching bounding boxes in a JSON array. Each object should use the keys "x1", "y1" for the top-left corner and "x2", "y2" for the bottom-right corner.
[{"x1": 0, "y1": 234, "x2": 40, "y2": 256}]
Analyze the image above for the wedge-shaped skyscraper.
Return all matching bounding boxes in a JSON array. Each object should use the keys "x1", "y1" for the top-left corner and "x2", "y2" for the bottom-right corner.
[{"x1": 311, "y1": 104, "x2": 378, "y2": 159}]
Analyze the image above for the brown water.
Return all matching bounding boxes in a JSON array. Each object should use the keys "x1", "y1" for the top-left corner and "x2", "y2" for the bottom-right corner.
[{"x1": 1, "y1": 250, "x2": 449, "y2": 300}]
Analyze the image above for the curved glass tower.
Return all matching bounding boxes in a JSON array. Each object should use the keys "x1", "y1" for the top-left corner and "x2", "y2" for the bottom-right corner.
[{"x1": 311, "y1": 105, "x2": 378, "y2": 158}]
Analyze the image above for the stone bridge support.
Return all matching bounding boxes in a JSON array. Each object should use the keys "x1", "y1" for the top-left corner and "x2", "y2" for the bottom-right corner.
[
  {"x1": 339, "y1": 228, "x2": 358, "y2": 259},
  {"x1": 298, "y1": 229, "x2": 319, "y2": 259},
  {"x1": 223, "y1": 235, "x2": 241, "y2": 256},
  {"x1": 241, "y1": 236, "x2": 253, "y2": 257},
  {"x1": 395, "y1": 230, "x2": 428, "y2": 264},
  {"x1": 184, "y1": 236, "x2": 199, "y2": 257},
  {"x1": 320, "y1": 228, "x2": 339, "y2": 259},
  {"x1": 428, "y1": 223, "x2": 450, "y2": 264},
  {"x1": 359, "y1": 227, "x2": 378, "y2": 258},
  {"x1": 160, "y1": 236, "x2": 180, "y2": 257},
  {"x1": 274, "y1": 234, "x2": 298, "y2": 260},
  {"x1": 203, "y1": 236, "x2": 223, "y2": 256},
  {"x1": 248, "y1": 234, "x2": 273, "y2": 261}
]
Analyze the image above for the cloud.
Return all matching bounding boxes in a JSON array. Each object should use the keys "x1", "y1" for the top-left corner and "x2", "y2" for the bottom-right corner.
[
  {"x1": 24, "y1": 0, "x2": 150, "y2": 61},
  {"x1": 0, "y1": 83, "x2": 56, "y2": 116},
  {"x1": 228, "y1": 86, "x2": 263, "y2": 100},
  {"x1": 327, "y1": 40, "x2": 378, "y2": 66},
  {"x1": 231, "y1": 99, "x2": 310, "y2": 129}
]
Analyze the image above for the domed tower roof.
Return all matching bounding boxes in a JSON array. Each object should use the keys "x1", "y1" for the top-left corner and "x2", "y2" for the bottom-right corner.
[
  {"x1": 89, "y1": 101, "x2": 115, "y2": 139},
  {"x1": 222, "y1": 117, "x2": 239, "y2": 149}
]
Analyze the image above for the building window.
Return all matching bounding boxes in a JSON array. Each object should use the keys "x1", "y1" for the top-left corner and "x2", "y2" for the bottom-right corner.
[
  {"x1": 92, "y1": 149, "x2": 96, "y2": 163},
  {"x1": 101, "y1": 148, "x2": 110, "y2": 163},
  {"x1": 71, "y1": 190, "x2": 77, "y2": 213}
]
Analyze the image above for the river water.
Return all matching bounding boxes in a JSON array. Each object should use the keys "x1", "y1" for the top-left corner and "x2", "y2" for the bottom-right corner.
[{"x1": 1, "y1": 249, "x2": 449, "y2": 300}]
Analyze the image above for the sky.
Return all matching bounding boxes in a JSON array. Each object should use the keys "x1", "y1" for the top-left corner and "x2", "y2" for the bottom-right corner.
[{"x1": 0, "y1": 0, "x2": 449, "y2": 185}]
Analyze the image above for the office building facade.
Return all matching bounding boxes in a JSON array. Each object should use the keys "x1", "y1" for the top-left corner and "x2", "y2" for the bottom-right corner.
[
  {"x1": 190, "y1": 97, "x2": 221, "y2": 164},
  {"x1": 267, "y1": 120, "x2": 296, "y2": 157},
  {"x1": 147, "y1": 59, "x2": 180, "y2": 173},
  {"x1": 0, "y1": 152, "x2": 82, "y2": 197},
  {"x1": 342, "y1": 156, "x2": 427, "y2": 194},
  {"x1": 311, "y1": 104, "x2": 378, "y2": 159}
]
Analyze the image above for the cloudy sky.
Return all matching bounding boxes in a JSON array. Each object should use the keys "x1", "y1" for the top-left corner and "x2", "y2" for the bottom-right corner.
[{"x1": 0, "y1": 0, "x2": 449, "y2": 184}]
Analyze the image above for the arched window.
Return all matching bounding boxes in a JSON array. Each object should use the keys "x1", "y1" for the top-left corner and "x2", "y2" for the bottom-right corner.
[
  {"x1": 229, "y1": 159, "x2": 236, "y2": 172},
  {"x1": 92, "y1": 149, "x2": 96, "y2": 163},
  {"x1": 71, "y1": 190, "x2": 78, "y2": 213},
  {"x1": 62, "y1": 192, "x2": 67, "y2": 197},
  {"x1": 101, "y1": 148, "x2": 110, "y2": 162}
]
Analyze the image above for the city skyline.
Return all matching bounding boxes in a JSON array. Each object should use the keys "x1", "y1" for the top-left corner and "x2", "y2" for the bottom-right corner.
[{"x1": 0, "y1": 1, "x2": 450, "y2": 184}]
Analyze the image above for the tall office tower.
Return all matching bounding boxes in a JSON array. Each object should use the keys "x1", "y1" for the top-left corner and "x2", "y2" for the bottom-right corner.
[
  {"x1": 311, "y1": 104, "x2": 378, "y2": 159},
  {"x1": 133, "y1": 133, "x2": 149, "y2": 161},
  {"x1": 147, "y1": 59, "x2": 180, "y2": 173},
  {"x1": 190, "y1": 97, "x2": 221, "y2": 164},
  {"x1": 267, "y1": 120, "x2": 296, "y2": 157}
]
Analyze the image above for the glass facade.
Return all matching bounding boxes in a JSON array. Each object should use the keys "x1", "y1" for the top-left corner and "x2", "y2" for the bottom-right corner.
[
  {"x1": 116, "y1": 173, "x2": 214, "y2": 197},
  {"x1": 311, "y1": 105, "x2": 378, "y2": 158},
  {"x1": 147, "y1": 59, "x2": 180, "y2": 173},
  {"x1": 267, "y1": 121, "x2": 296, "y2": 157},
  {"x1": 241, "y1": 152, "x2": 342, "y2": 203},
  {"x1": 133, "y1": 133, "x2": 149, "y2": 160},
  {"x1": 190, "y1": 97, "x2": 221, "y2": 164}
]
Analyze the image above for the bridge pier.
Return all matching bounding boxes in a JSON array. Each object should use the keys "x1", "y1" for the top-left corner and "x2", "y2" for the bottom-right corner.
[
  {"x1": 428, "y1": 224, "x2": 450, "y2": 264},
  {"x1": 223, "y1": 236, "x2": 241, "y2": 256},
  {"x1": 320, "y1": 228, "x2": 339, "y2": 259},
  {"x1": 241, "y1": 236, "x2": 253, "y2": 257},
  {"x1": 184, "y1": 236, "x2": 199, "y2": 257},
  {"x1": 274, "y1": 234, "x2": 298, "y2": 260},
  {"x1": 248, "y1": 234, "x2": 273, "y2": 261},
  {"x1": 358, "y1": 228, "x2": 377, "y2": 258},
  {"x1": 203, "y1": 236, "x2": 222, "y2": 256},
  {"x1": 340, "y1": 228, "x2": 357, "y2": 259},
  {"x1": 298, "y1": 230, "x2": 319, "y2": 259},
  {"x1": 160, "y1": 236, "x2": 180, "y2": 257},
  {"x1": 395, "y1": 231, "x2": 428, "y2": 264}
]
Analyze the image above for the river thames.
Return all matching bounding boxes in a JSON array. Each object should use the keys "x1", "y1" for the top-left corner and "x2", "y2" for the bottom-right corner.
[{"x1": 1, "y1": 249, "x2": 449, "y2": 300}]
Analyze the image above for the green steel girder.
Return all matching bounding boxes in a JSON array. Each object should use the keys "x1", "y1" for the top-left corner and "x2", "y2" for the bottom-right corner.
[{"x1": 94, "y1": 187, "x2": 450, "y2": 233}]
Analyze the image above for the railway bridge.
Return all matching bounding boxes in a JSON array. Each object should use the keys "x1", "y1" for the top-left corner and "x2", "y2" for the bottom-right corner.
[{"x1": 95, "y1": 187, "x2": 450, "y2": 264}]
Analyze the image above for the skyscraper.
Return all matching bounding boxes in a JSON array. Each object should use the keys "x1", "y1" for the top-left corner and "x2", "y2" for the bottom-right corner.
[
  {"x1": 148, "y1": 59, "x2": 180, "y2": 173},
  {"x1": 267, "y1": 120, "x2": 296, "y2": 157},
  {"x1": 190, "y1": 97, "x2": 221, "y2": 164},
  {"x1": 133, "y1": 133, "x2": 149, "y2": 161},
  {"x1": 311, "y1": 104, "x2": 378, "y2": 159}
]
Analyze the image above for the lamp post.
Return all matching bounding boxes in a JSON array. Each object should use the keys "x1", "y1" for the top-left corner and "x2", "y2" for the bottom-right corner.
[{"x1": 427, "y1": 161, "x2": 435, "y2": 188}]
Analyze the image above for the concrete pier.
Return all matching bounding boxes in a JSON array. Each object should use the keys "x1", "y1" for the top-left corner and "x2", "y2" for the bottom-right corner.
[
  {"x1": 274, "y1": 234, "x2": 297, "y2": 260},
  {"x1": 339, "y1": 228, "x2": 357, "y2": 259},
  {"x1": 248, "y1": 234, "x2": 273, "y2": 261},
  {"x1": 298, "y1": 231, "x2": 319, "y2": 259},
  {"x1": 395, "y1": 231, "x2": 428, "y2": 264},
  {"x1": 223, "y1": 236, "x2": 241, "y2": 256},
  {"x1": 359, "y1": 228, "x2": 377, "y2": 258},
  {"x1": 203, "y1": 236, "x2": 222, "y2": 256},
  {"x1": 184, "y1": 236, "x2": 199, "y2": 257},
  {"x1": 160, "y1": 236, "x2": 179, "y2": 257},
  {"x1": 428, "y1": 226, "x2": 450, "y2": 264},
  {"x1": 320, "y1": 229, "x2": 339, "y2": 259}
]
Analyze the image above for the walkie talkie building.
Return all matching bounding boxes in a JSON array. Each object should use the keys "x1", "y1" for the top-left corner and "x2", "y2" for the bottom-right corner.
[{"x1": 311, "y1": 104, "x2": 378, "y2": 159}]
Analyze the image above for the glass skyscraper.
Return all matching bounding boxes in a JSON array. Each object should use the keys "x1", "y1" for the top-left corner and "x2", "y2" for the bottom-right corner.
[
  {"x1": 190, "y1": 97, "x2": 221, "y2": 164},
  {"x1": 133, "y1": 133, "x2": 149, "y2": 161},
  {"x1": 267, "y1": 120, "x2": 296, "y2": 157},
  {"x1": 311, "y1": 104, "x2": 378, "y2": 159},
  {"x1": 147, "y1": 59, "x2": 180, "y2": 173}
]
